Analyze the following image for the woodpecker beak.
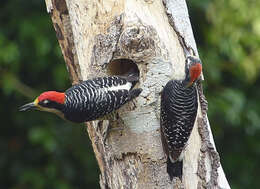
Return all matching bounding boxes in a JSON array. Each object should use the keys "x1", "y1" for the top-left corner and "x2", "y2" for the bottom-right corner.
[
  {"x1": 185, "y1": 82, "x2": 193, "y2": 88},
  {"x1": 19, "y1": 102, "x2": 36, "y2": 111},
  {"x1": 19, "y1": 98, "x2": 39, "y2": 111}
]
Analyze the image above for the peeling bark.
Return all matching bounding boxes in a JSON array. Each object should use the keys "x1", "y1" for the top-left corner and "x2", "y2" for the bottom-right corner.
[{"x1": 45, "y1": 0, "x2": 230, "y2": 188}]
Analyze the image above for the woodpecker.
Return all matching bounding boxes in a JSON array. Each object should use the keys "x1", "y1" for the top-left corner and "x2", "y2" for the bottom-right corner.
[
  {"x1": 160, "y1": 56, "x2": 202, "y2": 180},
  {"x1": 19, "y1": 75, "x2": 142, "y2": 123}
]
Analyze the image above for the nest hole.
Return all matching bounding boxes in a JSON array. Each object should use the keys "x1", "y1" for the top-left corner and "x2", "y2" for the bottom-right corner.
[{"x1": 107, "y1": 59, "x2": 139, "y2": 78}]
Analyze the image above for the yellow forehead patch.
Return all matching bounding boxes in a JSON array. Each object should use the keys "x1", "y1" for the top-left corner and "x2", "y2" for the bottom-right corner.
[{"x1": 34, "y1": 98, "x2": 39, "y2": 105}]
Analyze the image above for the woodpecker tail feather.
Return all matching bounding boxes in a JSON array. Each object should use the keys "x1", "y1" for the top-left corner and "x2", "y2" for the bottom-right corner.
[
  {"x1": 167, "y1": 157, "x2": 183, "y2": 180},
  {"x1": 128, "y1": 88, "x2": 142, "y2": 101}
]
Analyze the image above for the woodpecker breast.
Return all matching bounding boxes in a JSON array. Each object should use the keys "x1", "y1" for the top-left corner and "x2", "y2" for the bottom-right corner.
[
  {"x1": 62, "y1": 76, "x2": 142, "y2": 123},
  {"x1": 160, "y1": 80, "x2": 198, "y2": 162}
]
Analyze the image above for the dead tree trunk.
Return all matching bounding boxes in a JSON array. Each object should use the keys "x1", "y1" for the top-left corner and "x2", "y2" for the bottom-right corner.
[{"x1": 45, "y1": 0, "x2": 230, "y2": 188}]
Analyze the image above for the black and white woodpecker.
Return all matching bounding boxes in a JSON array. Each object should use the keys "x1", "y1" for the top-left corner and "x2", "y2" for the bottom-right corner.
[
  {"x1": 19, "y1": 75, "x2": 142, "y2": 123},
  {"x1": 160, "y1": 55, "x2": 202, "y2": 180}
]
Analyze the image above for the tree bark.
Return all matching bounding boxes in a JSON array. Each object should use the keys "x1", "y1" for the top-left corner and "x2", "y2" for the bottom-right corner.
[{"x1": 45, "y1": 0, "x2": 230, "y2": 188}]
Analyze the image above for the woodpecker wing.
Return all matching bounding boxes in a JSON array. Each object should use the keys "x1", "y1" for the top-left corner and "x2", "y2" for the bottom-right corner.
[
  {"x1": 160, "y1": 80, "x2": 198, "y2": 161},
  {"x1": 63, "y1": 76, "x2": 141, "y2": 123}
]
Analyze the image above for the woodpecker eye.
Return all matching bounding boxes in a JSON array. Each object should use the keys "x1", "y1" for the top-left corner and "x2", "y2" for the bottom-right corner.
[
  {"x1": 44, "y1": 100, "x2": 49, "y2": 104},
  {"x1": 42, "y1": 100, "x2": 50, "y2": 105}
]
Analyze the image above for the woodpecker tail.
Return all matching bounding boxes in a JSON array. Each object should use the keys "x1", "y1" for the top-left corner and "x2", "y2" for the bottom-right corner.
[
  {"x1": 128, "y1": 88, "x2": 142, "y2": 101},
  {"x1": 167, "y1": 157, "x2": 183, "y2": 181}
]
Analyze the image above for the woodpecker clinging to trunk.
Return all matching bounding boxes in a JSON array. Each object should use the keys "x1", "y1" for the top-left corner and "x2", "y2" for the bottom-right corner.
[
  {"x1": 160, "y1": 55, "x2": 202, "y2": 180},
  {"x1": 19, "y1": 75, "x2": 142, "y2": 123}
]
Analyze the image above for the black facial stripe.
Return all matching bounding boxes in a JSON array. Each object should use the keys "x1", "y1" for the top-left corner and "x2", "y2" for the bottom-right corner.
[{"x1": 38, "y1": 100, "x2": 64, "y2": 110}]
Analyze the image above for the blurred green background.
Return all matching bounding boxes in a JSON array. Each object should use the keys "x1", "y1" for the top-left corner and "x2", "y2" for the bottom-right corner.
[{"x1": 1, "y1": 0, "x2": 259, "y2": 188}]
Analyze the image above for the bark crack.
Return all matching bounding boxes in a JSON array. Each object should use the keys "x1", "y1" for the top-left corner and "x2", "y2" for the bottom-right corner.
[
  {"x1": 197, "y1": 83, "x2": 220, "y2": 189},
  {"x1": 162, "y1": 0, "x2": 196, "y2": 56},
  {"x1": 91, "y1": 14, "x2": 124, "y2": 71},
  {"x1": 48, "y1": 0, "x2": 82, "y2": 84}
]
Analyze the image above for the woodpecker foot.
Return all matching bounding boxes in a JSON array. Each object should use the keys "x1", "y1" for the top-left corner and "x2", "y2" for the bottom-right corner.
[
  {"x1": 93, "y1": 120, "x2": 110, "y2": 144},
  {"x1": 103, "y1": 120, "x2": 124, "y2": 144},
  {"x1": 102, "y1": 123, "x2": 109, "y2": 143},
  {"x1": 108, "y1": 127, "x2": 124, "y2": 133},
  {"x1": 94, "y1": 116, "x2": 125, "y2": 144}
]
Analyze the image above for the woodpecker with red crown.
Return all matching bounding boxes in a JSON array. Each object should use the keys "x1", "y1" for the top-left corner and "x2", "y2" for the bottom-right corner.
[
  {"x1": 160, "y1": 55, "x2": 202, "y2": 180},
  {"x1": 19, "y1": 75, "x2": 142, "y2": 123}
]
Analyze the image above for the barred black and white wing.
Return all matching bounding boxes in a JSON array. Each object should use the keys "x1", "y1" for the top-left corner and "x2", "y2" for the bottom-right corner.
[
  {"x1": 63, "y1": 76, "x2": 142, "y2": 123},
  {"x1": 160, "y1": 80, "x2": 198, "y2": 180}
]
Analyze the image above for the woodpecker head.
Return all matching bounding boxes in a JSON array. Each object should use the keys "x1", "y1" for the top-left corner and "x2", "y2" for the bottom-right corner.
[
  {"x1": 19, "y1": 91, "x2": 65, "y2": 118},
  {"x1": 184, "y1": 56, "x2": 202, "y2": 87}
]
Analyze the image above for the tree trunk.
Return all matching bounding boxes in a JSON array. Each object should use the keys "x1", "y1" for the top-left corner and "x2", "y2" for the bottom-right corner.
[{"x1": 45, "y1": 0, "x2": 230, "y2": 188}]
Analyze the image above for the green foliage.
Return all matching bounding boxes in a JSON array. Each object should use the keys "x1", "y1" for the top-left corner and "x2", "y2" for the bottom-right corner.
[{"x1": 1, "y1": 0, "x2": 259, "y2": 188}]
